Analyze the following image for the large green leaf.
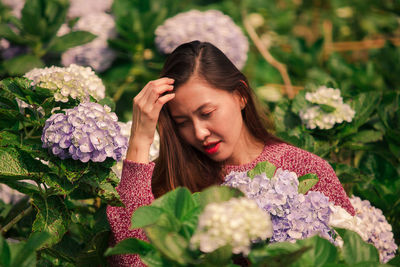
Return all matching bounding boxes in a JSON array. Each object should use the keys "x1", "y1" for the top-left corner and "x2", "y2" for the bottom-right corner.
[
  {"x1": 47, "y1": 31, "x2": 97, "y2": 52},
  {"x1": 0, "y1": 147, "x2": 50, "y2": 181},
  {"x1": 0, "y1": 235, "x2": 11, "y2": 267},
  {"x1": 249, "y1": 241, "x2": 311, "y2": 266},
  {"x1": 144, "y1": 226, "x2": 193, "y2": 265},
  {"x1": 11, "y1": 231, "x2": 51, "y2": 267},
  {"x1": 31, "y1": 194, "x2": 70, "y2": 247},
  {"x1": 292, "y1": 235, "x2": 338, "y2": 267},
  {"x1": 335, "y1": 228, "x2": 380, "y2": 264},
  {"x1": 2, "y1": 55, "x2": 45, "y2": 76},
  {"x1": 131, "y1": 206, "x2": 165, "y2": 229},
  {"x1": 151, "y1": 187, "x2": 197, "y2": 221}
]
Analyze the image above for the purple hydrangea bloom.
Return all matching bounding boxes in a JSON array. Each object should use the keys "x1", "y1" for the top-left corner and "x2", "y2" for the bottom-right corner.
[
  {"x1": 155, "y1": 10, "x2": 249, "y2": 70},
  {"x1": 350, "y1": 196, "x2": 398, "y2": 263},
  {"x1": 223, "y1": 168, "x2": 333, "y2": 243},
  {"x1": 42, "y1": 103, "x2": 127, "y2": 163}
]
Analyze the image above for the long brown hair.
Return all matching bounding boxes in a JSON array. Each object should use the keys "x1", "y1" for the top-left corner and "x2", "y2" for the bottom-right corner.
[{"x1": 152, "y1": 41, "x2": 277, "y2": 198}]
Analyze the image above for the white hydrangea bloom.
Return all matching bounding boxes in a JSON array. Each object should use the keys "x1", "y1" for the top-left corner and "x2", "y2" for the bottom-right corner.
[
  {"x1": 299, "y1": 86, "x2": 355, "y2": 130},
  {"x1": 67, "y1": 0, "x2": 113, "y2": 18},
  {"x1": 190, "y1": 197, "x2": 273, "y2": 255},
  {"x1": 24, "y1": 64, "x2": 105, "y2": 103},
  {"x1": 155, "y1": 9, "x2": 249, "y2": 70},
  {"x1": 60, "y1": 13, "x2": 117, "y2": 72},
  {"x1": 111, "y1": 121, "x2": 160, "y2": 179}
]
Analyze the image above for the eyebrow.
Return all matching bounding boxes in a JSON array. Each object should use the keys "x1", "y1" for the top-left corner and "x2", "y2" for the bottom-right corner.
[{"x1": 171, "y1": 103, "x2": 212, "y2": 119}]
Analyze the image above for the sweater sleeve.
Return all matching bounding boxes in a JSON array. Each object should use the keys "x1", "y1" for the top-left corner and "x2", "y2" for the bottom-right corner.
[
  {"x1": 281, "y1": 146, "x2": 355, "y2": 216},
  {"x1": 106, "y1": 159, "x2": 156, "y2": 267}
]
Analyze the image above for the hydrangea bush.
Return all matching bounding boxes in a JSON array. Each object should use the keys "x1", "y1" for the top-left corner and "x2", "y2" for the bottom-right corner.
[
  {"x1": 60, "y1": 13, "x2": 117, "y2": 72},
  {"x1": 24, "y1": 64, "x2": 106, "y2": 102},
  {"x1": 223, "y1": 167, "x2": 333, "y2": 243},
  {"x1": 155, "y1": 9, "x2": 249, "y2": 70},
  {"x1": 42, "y1": 102, "x2": 127, "y2": 162},
  {"x1": 299, "y1": 86, "x2": 355, "y2": 129}
]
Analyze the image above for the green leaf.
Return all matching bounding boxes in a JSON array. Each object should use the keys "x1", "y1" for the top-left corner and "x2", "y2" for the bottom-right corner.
[
  {"x1": 0, "y1": 109, "x2": 22, "y2": 129},
  {"x1": 202, "y1": 244, "x2": 233, "y2": 265},
  {"x1": 97, "y1": 97, "x2": 116, "y2": 111},
  {"x1": 297, "y1": 173, "x2": 319, "y2": 194},
  {"x1": 151, "y1": 187, "x2": 197, "y2": 221},
  {"x1": 31, "y1": 194, "x2": 70, "y2": 247},
  {"x1": 131, "y1": 206, "x2": 165, "y2": 229},
  {"x1": 350, "y1": 130, "x2": 383, "y2": 143},
  {"x1": 293, "y1": 235, "x2": 338, "y2": 267},
  {"x1": 0, "y1": 24, "x2": 26, "y2": 44},
  {"x1": 0, "y1": 132, "x2": 20, "y2": 147},
  {"x1": 75, "y1": 230, "x2": 111, "y2": 266},
  {"x1": 318, "y1": 104, "x2": 336, "y2": 113},
  {"x1": 11, "y1": 231, "x2": 51, "y2": 267},
  {"x1": 247, "y1": 161, "x2": 277, "y2": 179},
  {"x1": 2, "y1": 55, "x2": 45, "y2": 76},
  {"x1": 47, "y1": 31, "x2": 97, "y2": 52},
  {"x1": 104, "y1": 238, "x2": 153, "y2": 256},
  {"x1": 292, "y1": 90, "x2": 309, "y2": 114},
  {"x1": 249, "y1": 241, "x2": 311, "y2": 266},
  {"x1": 0, "y1": 235, "x2": 11, "y2": 267},
  {"x1": 197, "y1": 186, "x2": 244, "y2": 209},
  {"x1": 0, "y1": 147, "x2": 50, "y2": 181},
  {"x1": 144, "y1": 226, "x2": 193, "y2": 265},
  {"x1": 335, "y1": 228, "x2": 380, "y2": 264}
]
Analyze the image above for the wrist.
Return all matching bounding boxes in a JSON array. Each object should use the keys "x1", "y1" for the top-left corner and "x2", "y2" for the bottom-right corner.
[{"x1": 126, "y1": 139, "x2": 151, "y2": 163}]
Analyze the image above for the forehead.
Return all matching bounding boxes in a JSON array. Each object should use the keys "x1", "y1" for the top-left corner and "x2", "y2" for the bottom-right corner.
[{"x1": 168, "y1": 78, "x2": 231, "y2": 115}]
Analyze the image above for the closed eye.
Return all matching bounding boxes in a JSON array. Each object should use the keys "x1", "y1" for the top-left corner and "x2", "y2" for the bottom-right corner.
[{"x1": 201, "y1": 110, "x2": 213, "y2": 118}]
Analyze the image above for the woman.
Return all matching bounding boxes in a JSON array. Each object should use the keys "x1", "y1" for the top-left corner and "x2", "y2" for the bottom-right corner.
[{"x1": 107, "y1": 41, "x2": 355, "y2": 266}]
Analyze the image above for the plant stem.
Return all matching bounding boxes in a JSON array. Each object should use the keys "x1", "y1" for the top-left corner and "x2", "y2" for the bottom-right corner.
[
  {"x1": 0, "y1": 205, "x2": 33, "y2": 234},
  {"x1": 242, "y1": 10, "x2": 295, "y2": 99}
]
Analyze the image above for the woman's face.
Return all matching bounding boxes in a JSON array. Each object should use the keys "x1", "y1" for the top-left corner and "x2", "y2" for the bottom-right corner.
[{"x1": 168, "y1": 77, "x2": 246, "y2": 163}]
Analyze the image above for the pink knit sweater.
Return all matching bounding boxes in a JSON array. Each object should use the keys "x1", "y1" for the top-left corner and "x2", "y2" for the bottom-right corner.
[{"x1": 106, "y1": 141, "x2": 355, "y2": 266}]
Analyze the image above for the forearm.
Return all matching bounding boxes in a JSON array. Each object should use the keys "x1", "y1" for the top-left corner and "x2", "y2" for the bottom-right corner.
[{"x1": 107, "y1": 160, "x2": 155, "y2": 266}]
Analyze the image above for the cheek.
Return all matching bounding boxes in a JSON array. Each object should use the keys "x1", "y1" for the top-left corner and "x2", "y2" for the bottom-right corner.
[{"x1": 178, "y1": 126, "x2": 194, "y2": 144}]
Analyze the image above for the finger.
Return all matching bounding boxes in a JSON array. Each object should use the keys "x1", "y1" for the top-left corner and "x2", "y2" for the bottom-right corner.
[
  {"x1": 145, "y1": 84, "x2": 174, "y2": 105},
  {"x1": 153, "y1": 77, "x2": 175, "y2": 86},
  {"x1": 153, "y1": 93, "x2": 175, "y2": 111}
]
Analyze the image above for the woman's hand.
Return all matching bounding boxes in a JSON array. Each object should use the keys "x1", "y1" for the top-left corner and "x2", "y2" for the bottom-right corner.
[{"x1": 126, "y1": 78, "x2": 175, "y2": 163}]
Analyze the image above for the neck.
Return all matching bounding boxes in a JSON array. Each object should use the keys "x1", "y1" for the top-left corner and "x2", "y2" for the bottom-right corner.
[{"x1": 224, "y1": 126, "x2": 265, "y2": 166}]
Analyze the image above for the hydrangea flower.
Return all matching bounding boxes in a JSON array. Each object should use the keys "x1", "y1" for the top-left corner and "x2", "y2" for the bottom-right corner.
[
  {"x1": 190, "y1": 197, "x2": 273, "y2": 255},
  {"x1": 60, "y1": 13, "x2": 117, "y2": 72},
  {"x1": 67, "y1": 0, "x2": 113, "y2": 18},
  {"x1": 41, "y1": 102, "x2": 127, "y2": 163},
  {"x1": 155, "y1": 10, "x2": 249, "y2": 70},
  {"x1": 0, "y1": 184, "x2": 25, "y2": 204},
  {"x1": 111, "y1": 121, "x2": 160, "y2": 179},
  {"x1": 348, "y1": 196, "x2": 398, "y2": 263},
  {"x1": 0, "y1": 39, "x2": 28, "y2": 60},
  {"x1": 2, "y1": 0, "x2": 24, "y2": 18},
  {"x1": 223, "y1": 168, "x2": 333, "y2": 243},
  {"x1": 299, "y1": 86, "x2": 355, "y2": 130},
  {"x1": 24, "y1": 64, "x2": 105, "y2": 102}
]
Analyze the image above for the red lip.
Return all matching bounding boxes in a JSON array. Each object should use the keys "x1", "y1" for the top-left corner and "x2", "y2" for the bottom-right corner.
[{"x1": 203, "y1": 141, "x2": 221, "y2": 154}]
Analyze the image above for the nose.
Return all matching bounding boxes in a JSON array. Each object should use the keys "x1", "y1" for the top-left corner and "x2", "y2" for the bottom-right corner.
[{"x1": 193, "y1": 120, "x2": 210, "y2": 141}]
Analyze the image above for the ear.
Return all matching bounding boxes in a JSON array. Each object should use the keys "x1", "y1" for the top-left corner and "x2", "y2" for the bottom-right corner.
[{"x1": 233, "y1": 90, "x2": 247, "y2": 110}]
